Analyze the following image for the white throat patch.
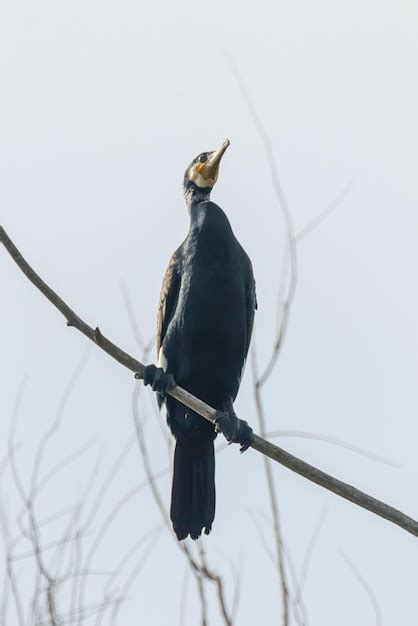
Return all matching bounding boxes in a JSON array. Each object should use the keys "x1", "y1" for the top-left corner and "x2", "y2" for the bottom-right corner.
[{"x1": 158, "y1": 347, "x2": 168, "y2": 371}]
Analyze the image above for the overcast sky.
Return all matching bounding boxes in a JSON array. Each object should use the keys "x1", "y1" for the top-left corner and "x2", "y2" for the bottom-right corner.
[{"x1": 1, "y1": 0, "x2": 418, "y2": 624}]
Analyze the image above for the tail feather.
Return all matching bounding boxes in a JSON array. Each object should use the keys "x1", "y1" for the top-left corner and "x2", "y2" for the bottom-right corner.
[{"x1": 170, "y1": 439, "x2": 215, "y2": 541}]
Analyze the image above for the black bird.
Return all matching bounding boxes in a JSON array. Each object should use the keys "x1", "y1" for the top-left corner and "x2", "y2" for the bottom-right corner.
[{"x1": 143, "y1": 140, "x2": 257, "y2": 541}]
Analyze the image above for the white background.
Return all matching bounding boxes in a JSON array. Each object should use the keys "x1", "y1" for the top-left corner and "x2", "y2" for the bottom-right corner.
[{"x1": 1, "y1": 0, "x2": 418, "y2": 623}]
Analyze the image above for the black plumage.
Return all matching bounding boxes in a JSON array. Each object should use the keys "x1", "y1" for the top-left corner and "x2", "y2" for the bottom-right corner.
[{"x1": 145, "y1": 140, "x2": 256, "y2": 540}]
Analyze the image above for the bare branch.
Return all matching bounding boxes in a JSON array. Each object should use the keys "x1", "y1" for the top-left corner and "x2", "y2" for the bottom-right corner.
[
  {"x1": 95, "y1": 526, "x2": 162, "y2": 626},
  {"x1": 29, "y1": 350, "x2": 89, "y2": 508},
  {"x1": 226, "y1": 57, "x2": 298, "y2": 390},
  {"x1": 77, "y1": 471, "x2": 168, "y2": 626},
  {"x1": 1, "y1": 226, "x2": 418, "y2": 537},
  {"x1": 217, "y1": 428, "x2": 400, "y2": 469},
  {"x1": 296, "y1": 509, "x2": 327, "y2": 603},
  {"x1": 179, "y1": 564, "x2": 191, "y2": 626},
  {"x1": 79, "y1": 436, "x2": 136, "y2": 537},
  {"x1": 340, "y1": 551, "x2": 382, "y2": 626},
  {"x1": 194, "y1": 573, "x2": 208, "y2": 626},
  {"x1": 296, "y1": 179, "x2": 354, "y2": 243},
  {"x1": 2, "y1": 376, "x2": 160, "y2": 626},
  {"x1": 251, "y1": 344, "x2": 289, "y2": 624},
  {"x1": 109, "y1": 527, "x2": 164, "y2": 626},
  {"x1": 120, "y1": 283, "x2": 171, "y2": 456},
  {"x1": 197, "y1": 542, "x2": 232, "y2": 626},
  {"x1": 229, "y1": 558, "x2": 241, "y2": 625},
  {"x1": 226, "y1": 57, "x2": 352, "y2": 392},
  {"x1": 1, "y1": 558, "x2": 11, "y2": 626},
  {"x1": 0, "y1": 505, "x2": 25, "y2": 626},
  {"x1": 120, "y1": 280, "x2": 148, "y2": 353},
  {"x1": 36, "y1": 441, "x2": 96, "y2": 498},
  {"x1": 248, "y1": 509, "x2": 276, "y2": 566},
  {"x1": 14, "y1": 441, "x2": 96, "y2": 546},
  {"x1": 266, "y1": 430, "x2": 401, "y2": 468},
  {"x1": 249, "y1": 509, "x2": 307, "y2": 626},
  {"x1": 0, "y1": 226, "x2": 146, "y2": 378}
]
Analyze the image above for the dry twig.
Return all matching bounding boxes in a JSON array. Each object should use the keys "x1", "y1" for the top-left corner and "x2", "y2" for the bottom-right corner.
[
  {"x1": 340, "y1": 551, "x2": 382, "y2": 626},
  {"x1": 227, "y1": 55, "x2": 355, "y2": 625},
  {"x1": 1, "y1": 366, "x2": 164, "y2": 626}
]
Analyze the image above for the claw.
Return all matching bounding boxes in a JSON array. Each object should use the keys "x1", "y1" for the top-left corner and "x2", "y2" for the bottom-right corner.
[
  {"x1": 214, "y1": 408, "x2": 253, "y2": 452},
  {"x1": 141, "y1": 364, "x2": 176, "y2": 395}
]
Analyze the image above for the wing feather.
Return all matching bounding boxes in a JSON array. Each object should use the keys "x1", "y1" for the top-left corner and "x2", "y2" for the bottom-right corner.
[
  {"x1": 156, "y1": 251, "x2": 181, "y2": 355},
  {"x1": 245, "y1": 271, "x2": 257, "y2": 361},
  {"x1": 237, "y1": 261, "x2": 257, "y2": 387}
]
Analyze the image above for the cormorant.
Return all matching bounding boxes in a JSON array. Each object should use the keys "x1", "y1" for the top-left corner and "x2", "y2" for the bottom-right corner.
[{"x1": 143, "y1": 139, "x2": 257, "y2": 541}]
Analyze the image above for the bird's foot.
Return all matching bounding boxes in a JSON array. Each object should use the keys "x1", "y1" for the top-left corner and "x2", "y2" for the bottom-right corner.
[
  {"x1": 139, "y1": 364, "x2": 176, "y2": 395},
  {"x1": 214, "y1": 409, "x2": 253, "y2": 453}
]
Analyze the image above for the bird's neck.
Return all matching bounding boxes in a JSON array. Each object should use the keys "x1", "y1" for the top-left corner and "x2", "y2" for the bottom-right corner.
[{"x1": 183, "y1": 182, "x2": 211, "y2": 212}]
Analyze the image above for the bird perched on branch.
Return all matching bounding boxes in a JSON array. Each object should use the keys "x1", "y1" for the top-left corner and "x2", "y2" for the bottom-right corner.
[{"x1": 143, "y1": 139, "x2": 257, "y2": 540}]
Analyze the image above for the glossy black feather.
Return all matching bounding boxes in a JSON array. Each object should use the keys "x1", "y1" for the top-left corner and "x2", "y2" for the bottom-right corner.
[{"x1": 157, "y1": 200, "x2": 256, "y2": 539}]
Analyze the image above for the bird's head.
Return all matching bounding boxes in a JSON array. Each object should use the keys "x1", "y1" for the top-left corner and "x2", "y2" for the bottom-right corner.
[{"x1": 183, "y1": 139, "x2": 230, "y2": 209}]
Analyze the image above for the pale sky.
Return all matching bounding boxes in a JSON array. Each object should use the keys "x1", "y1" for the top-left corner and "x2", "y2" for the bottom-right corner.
[{"x1": 1, "y1": 0, "x2": 418, "y2": 624}]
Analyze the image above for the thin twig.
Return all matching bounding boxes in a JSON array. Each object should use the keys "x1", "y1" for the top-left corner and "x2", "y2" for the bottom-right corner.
[
  {"x1": 340, "y1": 550, "x2": 382, "y2": 626},
  {"x1": 229, "y1": 557, "x2": 241, "y2": 625},
  {"x1": 197, "y1": 542, "x2": 232, "y2": 626},
  {"x1": 248, "y1": 509, "x2": 276, "y2": 567},
  {"x1": 226, "y1": 57, "x2": 352, "y2": 390},
  {"x1": 227, "y1": 55, "x2": 355, "y2": 626},
  {"x1": 251, "y1": 343, "x2": 289, "y2": 624},
  {"x1": 179, "y1": 564, "x2": 191, "y2": 626},
  {"x1": 120, "y1": 280, "x2": 148, "y2": 352},
  {"x1": 296, "y1": 509, "x2": 327, "y2": 603},
  {"x1": 14, "y1": 441, "x2": 96, "y2": 544},
  {"x1": 3, "y1": 375, "x2": 156, "y2": 626},
  {"x1": 226, "y1": 57, "x2": 298, "y2": 390},
  {"x1": 29, "y1": 350, "x2": 89, "y2": 510},
  {"x1": 109, "y1": 527, "x2": 164, "y2": 626},
  {"x1": 52, "y1": 460, "x2": 99, "y2": 584},
  {"x1": 77, "y1": 471, "x2": 168, "y2": 626},
  {"x1": 96, "y1": 526, "x2": 163, "y2": 626},
  {"x1": 249, "y1": 509, "x2": 307, "y2": 626},
  {"x1": 1, "y1": 556, "x2": 11, "y2": 626},
  {"x1": 0, "y1": 500, "x2": 25, "y2": 626},
  {"x1": 296, "y1": 179, "x2": 354, "y2": 243},
  {"x1": 120, "y1": 284, "x2": 171, "y2": 456},
  {"x1": 217, "y1": 429, "x2": 400, "y2": 469},
  {"x1": 195, "y1": 574, "x2": 208, "y2": 626},
  {"x1": 266, "y1": 430, "x2": 401, "y2": 468}
]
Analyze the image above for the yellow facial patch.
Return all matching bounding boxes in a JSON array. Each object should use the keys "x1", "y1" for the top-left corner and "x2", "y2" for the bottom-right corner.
[{"x1": 189, "y1": 163, "x2": 217, "y2": 189}]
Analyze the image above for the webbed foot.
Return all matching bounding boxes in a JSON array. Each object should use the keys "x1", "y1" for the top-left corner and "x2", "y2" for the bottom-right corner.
[
  {"x1": 214, "y1": 402, "x2": 253, "y2": 453},
  {"x1": 140, "y1": 364, "x2": 176, "y2": 395}
]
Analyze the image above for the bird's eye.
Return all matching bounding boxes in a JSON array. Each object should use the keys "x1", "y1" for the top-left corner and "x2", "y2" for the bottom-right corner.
[{"x1": 198, "y1": 154, "x2": 207, "y2": 163}]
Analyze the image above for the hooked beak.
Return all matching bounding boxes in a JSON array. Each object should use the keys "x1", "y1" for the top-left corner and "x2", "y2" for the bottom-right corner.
[{"x1": 204, "y1": 139, "x2": 230, "y2": 179}]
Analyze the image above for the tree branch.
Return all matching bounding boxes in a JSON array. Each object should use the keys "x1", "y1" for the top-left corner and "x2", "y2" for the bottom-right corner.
[{"x1": 1, "y1": 225, "x2": 418, "y2": 538}]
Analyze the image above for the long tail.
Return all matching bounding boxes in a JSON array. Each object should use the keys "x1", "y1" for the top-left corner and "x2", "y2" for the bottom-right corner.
[{"x1": 170, "y1": 438, "x2": 215, "y2": 541}]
